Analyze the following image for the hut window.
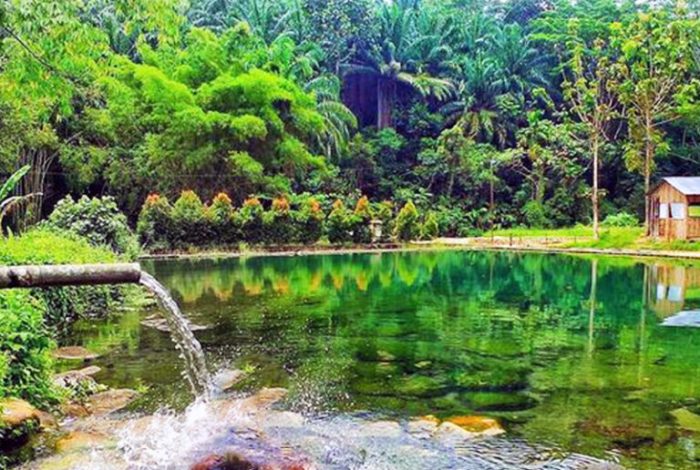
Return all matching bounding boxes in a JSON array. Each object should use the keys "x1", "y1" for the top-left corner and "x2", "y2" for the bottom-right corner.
[
  {"x1": 690, "y1": 205, "x2": 700, "y2": 218},
  {"x1": 659, "y1": 203, "x2": 669, "y2": 219},
  {"x1": 671, "y1": 203, "x2": 686, "y2": 220}
]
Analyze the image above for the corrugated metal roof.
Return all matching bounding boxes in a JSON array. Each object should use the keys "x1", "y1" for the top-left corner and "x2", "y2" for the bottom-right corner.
[{"x1": 662, "y1": 177, "x2": 700, "y2": 196}]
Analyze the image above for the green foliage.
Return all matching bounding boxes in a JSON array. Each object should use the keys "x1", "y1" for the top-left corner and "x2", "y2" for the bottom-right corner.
[
  {"x1": 136, "y1": 194, "x2": 173, "y2": 252},
  {"x1": 171, "y1": 191, "x2": 209, "y2": 248},
  {"x1": 263, "y1": 196, "x2": 295, "y2": 245},
  {"x1": 295, "y1": 197, "x2": 325, "y2": 245},
  {"x1": 601, "y1": 212, "x2": 639, "y2": 228},
  {"x1": 238, "y1": 197, "x2": 265, "y2": 244},
  {"x1": 394, "y1": 200, "x2": 420, "y2": 241},
  {"x1": 207, "y1": 193, "x2": 238, "y2": 245},
  {"x1": 326, "y1": 199, "x2": 353, "y2": 244},
  {"x1": 523, "y1": 200, "x2": 550, "y2": 229},
  {"x1": 351, "y1": 196, "x2": 373, "y2": 243},
  {"x1": 0, "y1": 290, "x2": 58, "y2": 405},
  {"x1": 420, "y1": 212, "x2": 439, "y2": 241},
  {"x1": 44, "y1": 195, "x2": 138, "y2": 258},
  {"x1": 0, "y1": 229, "x2": 123, "y2": 328}
]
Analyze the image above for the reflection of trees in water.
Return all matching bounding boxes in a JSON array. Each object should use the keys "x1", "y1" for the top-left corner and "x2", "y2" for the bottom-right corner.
[{"x1": 139, "y1": 253, "x2": 700, "y2": 465}]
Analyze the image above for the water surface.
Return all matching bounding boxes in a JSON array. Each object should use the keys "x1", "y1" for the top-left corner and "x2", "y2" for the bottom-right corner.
[{"x1": 67, "y1": 250, "x2": 700, "y2": 468}]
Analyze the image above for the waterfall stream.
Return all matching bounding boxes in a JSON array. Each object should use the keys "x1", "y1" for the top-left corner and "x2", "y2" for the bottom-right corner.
[{"x1": 139, "y1": 272, "x2": 212, "y2": 397}]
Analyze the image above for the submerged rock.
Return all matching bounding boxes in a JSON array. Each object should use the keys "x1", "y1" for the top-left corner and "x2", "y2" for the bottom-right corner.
[
  {"x1": 432, "y1": 421, "x2": 478, "y2": 445},
  {"x1": 671, "y1": 407, "x2": 700, "y2": 433},
  {"x1": 87, "y1": 389, "x2": 139, "y2": 416},
  {"x1": 358, "y1": 420, "x2": 402, "y2": 438},
  {"x1": 53, "y1": 346, "x2": 99, "y2": 361},
  {"x1": 55, "y1": 431, "x2": 111, "y2": 453},
  {"x1": 445, "y1": 415, "x2": 505, "y2": 436},
  {"x1": 212, "y1": 369, "x2": 246, "y2": 392}
]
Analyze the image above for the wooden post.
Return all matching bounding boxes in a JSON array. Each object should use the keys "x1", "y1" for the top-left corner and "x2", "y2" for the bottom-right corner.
[{"x1": 0, "y1": 263, "x2": 142, "y2": 289}]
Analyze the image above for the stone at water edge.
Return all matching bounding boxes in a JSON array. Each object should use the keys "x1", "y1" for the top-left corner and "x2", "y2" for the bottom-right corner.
[
  {"x1": 406, "y1": 417, "x2": 439, "y2": 437},
  {"x1": 0, "y1": 398, "x2": 41, "y2": 448},
  {"x1": 432, "y1": 421, "x2": 479, "y2": 444},
  {"x1": 445, "y1": 415, "x2": 505, "y2": 436},
  {"x1": 190, "y1": 451, "x2": 314, "y2": 470},
  {"x1": 52, "y1": 346, "x2": 99, "y2": 361},
  {"x1": 671, "y1": 407, "x2": 700, "y2": 432},
  {"x1": 55, "y1": 430, "x2": 112, "y2": 453},
  {"x1": 87, "y1": 389, "x2": 139, "y2": 416},
  {"x1": 212, "y1": 369, "x2": 246, "y2": 391},
  {"x1": 358, "y1": 420, "x2": 403, "y2": 439}
]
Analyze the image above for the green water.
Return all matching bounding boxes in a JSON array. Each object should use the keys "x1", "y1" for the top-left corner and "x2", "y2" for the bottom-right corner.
[{"x1": 66, "y1": 250, "x2": 700, "y2": 468}]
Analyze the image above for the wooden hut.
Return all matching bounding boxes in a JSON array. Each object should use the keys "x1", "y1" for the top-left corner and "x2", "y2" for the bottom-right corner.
[{"x1": 649, "y1": 177, "x2": 700, "y2": 241}]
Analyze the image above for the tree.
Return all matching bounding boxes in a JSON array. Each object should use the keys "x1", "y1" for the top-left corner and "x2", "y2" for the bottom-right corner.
[
  {"x1": 562, "y1": 24, "x2": 619, "y2": 240},
  {"x1": 342, "y1": 1, "x2": 453, "y2": 129},
  {"x1": 612, "y1": 9, "x2": 697, "y2": 232}
]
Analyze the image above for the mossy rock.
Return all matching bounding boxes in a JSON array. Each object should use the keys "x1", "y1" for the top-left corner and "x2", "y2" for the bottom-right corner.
[
  {"x1": 464, "y1": 392, "x2": 538, "y2": 412},
  {"x1": 0, "y1": 399, "x2": 41, "y2": 447},
  {"x1": 394, "y1": 374, "x2": 448, "y2": 398}
]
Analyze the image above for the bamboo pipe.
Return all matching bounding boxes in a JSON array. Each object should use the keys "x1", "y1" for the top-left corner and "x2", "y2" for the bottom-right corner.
[{"x1": 0, "y1": 263, "x2": 143, "y2": 289}]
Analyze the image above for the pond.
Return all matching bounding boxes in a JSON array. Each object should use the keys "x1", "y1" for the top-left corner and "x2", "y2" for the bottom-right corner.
[{"x1": 66, "y1": 250, "x2": 700, "y2": 469}]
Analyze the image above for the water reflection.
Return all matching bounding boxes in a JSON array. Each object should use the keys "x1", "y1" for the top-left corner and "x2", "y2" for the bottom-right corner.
[{"x1": 87, "y1": 252, "x2": 700, "y2": 468}]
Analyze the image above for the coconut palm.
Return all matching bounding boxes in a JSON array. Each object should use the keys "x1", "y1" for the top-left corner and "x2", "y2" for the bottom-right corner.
[{"x1": 307, "y1": 75, "x2": 358, "y2": 160}]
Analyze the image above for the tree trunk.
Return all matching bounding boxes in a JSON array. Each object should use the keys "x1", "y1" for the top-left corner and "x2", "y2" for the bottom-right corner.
[
  {"x1": 377, "y1": 78, "x2": 395, "y2": 129},
  {"x1": 643, "y1": 136, "x2": 653, "y2": 236},
  {"x1": 592, "y1": 137, "x2": 600, "y2": 241}
]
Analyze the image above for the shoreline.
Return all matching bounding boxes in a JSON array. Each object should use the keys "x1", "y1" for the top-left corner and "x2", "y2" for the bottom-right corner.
[{"x1": 138, "y1": 239, "x2": 700, "y2": 262}]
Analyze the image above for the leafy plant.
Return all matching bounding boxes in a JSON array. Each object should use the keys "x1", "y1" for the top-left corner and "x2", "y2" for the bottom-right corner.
[
  {"x1": 45, "y1": 195, "x2": 138, "y2": 258},
  {"x1": 394, "y1": 200, "x2": 420, "y2": 241},
  {"x1": 326, "y1": 199, "x2": 353, "y2": 244}
]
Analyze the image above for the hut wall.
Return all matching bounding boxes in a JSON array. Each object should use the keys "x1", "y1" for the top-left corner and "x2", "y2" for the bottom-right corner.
[{"x1": 652, "y1": 182, "x2": 688, "y2": 240}]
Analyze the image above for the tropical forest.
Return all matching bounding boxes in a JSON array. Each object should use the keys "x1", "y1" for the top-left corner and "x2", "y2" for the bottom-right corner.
[{"x1": 2, "y1": 0, "x2": 700, "y2": 469}]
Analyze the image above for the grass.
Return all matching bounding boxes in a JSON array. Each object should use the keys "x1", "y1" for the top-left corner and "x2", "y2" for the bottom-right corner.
[{"x1": 484, "y1": 225, "x2": 700, "y2": 252}]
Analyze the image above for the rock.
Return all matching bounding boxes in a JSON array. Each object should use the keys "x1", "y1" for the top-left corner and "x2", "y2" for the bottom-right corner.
[
  {"x1": 445, "y1": 416, "x2": 505, "y2": 436},
  {"x1": 0, "y1": 398, "x2": 41, "y2": 447},
  {"x1": 60, "y1": 402, "x2": 91, "y2": 419},
  {"x1": 243, "y1": 388, "x2": 288, "y2": 410},
  {"x1": 53, "y1": 369, "x2": 100, "y2": 392},
  {"x1": 53, "y1": 346, "x2": 99, "y2": 361},
  {"x1": 432, "y1": 421, "x2": 478, "y2": 445},
  {"x1": 671, "y1": 408, "x2": 700, "y2": 432},
  {"x1": 406, "y1": 417, "x2": 438, "y2": 437},
  {"x1": 358, "y1": 420, "x2": 402, "y2": 438},
  {"x1": 376, "y1": 350, "x2": 396, "y2": 362},
  {"x1": 0, "y1": 398, "x2": 40, "y2": 428},
  {"x1": 190, "y1": 451, "x2": 313, "y2": 470},
  {"x1": 37, "y1": 410, "x2": 58, "y2": 430},
  {"x1": 465, "y1": 391, "x2": 537, "y2": 412},
  {"x1": 414, "y1": 361, "x2": 432, "y2": 369},
  {"x1": 87, "y1": 389, "x2": 139, "y2": 416},
  {"x1": 55, "y1": 431, "x2": 111, "y2": 453},
  {"x1": 394, "y1": 374, "x2": 447, "y2": 398},
  {"x1": 213, "y1": 369, "x2": 246, "y2": 391}
]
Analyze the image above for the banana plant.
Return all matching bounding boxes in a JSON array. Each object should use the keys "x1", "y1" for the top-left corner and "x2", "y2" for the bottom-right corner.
[{"x1": 0, "y1": 165, "x2": 42, "y2": 226}]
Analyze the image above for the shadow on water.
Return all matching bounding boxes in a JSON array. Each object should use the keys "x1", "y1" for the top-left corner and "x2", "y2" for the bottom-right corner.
[{"x1": 66, "y1": 251, "x2": 700, "y2": 468}]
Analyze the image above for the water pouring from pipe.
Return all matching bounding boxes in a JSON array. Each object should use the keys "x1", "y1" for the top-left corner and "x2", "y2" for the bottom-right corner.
[{"x1": 0, "y1": 263, "x2": 213, "y2": 397}]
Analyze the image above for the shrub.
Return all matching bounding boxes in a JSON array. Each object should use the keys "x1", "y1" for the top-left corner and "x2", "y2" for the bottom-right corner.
[
  {"x1": 373, "y1": 201, "x2": 394, "y2": 242},
  {"x1": 171, "y1": 191, "x2": 209, "y2": 248},
  {"x1": 523, "y1": 200, "x2": 549, "y2": 228},
  {"x1": 295, "y1": 197, "x2": 324, "y2": 245},
  {"x1": 137, "y1": 194, "x2": 173, "y2": 251},
  {"x1": 601, "y1": 212, "x2": 639, "y2": 228},
  {"x1": 45, "y1": 195, "x2": 138, "y2": 258},
  {"x1": 420, "y1": 212, "x2": 439, "y2": 240},
  {"x1": 351, "y1": 196, "x2": 373, "y2": 243},
  {"x1": 238, "y1": 197, "x2": 265, "y2": 243},
  {"x1": 263, "y1": 196, "x2": 296, "y2": 244},
  {"x1": 326, "y1": 199, "x2": 353, "y2": 244},
  {"x1": 207, "y1": 193, "x2": 238, "y2": 245},
  {"x1": 394, "y1": 200, "x2": 420, "y2": 241},
  {"x1": 0, "y1": 290, "x2": 58, "y2": 406},
  {"x1": 0, "y1": 229, "x2": 123, "y2": 329}
]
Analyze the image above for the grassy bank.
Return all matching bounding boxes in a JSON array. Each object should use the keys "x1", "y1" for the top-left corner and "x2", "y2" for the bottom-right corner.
[{"x1": 481, "y1": 226, "x2": 700, "y2": 252}]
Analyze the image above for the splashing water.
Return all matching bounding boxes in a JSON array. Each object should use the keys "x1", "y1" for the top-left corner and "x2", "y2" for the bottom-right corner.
[{"x1": 140, "y1": 272, "x2": 212, "y2": 397}]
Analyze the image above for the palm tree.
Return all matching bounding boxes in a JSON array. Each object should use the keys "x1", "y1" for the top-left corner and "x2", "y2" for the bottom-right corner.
[
  {"x1": 307, "y1": 75, "x2": 358, "y2": 160},
  {"x1": 341, "y1": 1, "x2": 453, "y2": 129}
]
